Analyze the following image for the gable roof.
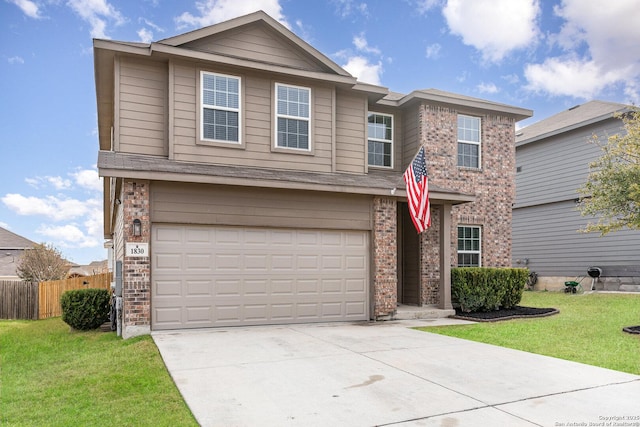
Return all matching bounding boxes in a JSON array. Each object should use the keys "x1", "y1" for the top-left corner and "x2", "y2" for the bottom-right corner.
[
  {"x1": 0, "y1": 227, "x2": 36, "y2": 250},
  {"x1": 157, "y1": 10, "x2": 350, "y2": 77},
  {"x1": 516, "y1": 100, "x2": 630, "y2": 147}
]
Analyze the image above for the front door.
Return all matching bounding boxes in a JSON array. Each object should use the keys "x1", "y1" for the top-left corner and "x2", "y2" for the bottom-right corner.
[{"x1": 398, "y1": 203, "x2": 420, "y2": 305}]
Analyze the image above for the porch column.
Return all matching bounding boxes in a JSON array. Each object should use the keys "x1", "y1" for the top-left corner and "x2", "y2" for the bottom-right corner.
[
  {"x1": 438, "y1": 203, "x2": 453, "y2": 310},
  {"x1": 372, "y1": 196, "x2": 397, "y2": 319},
  {"x1": 122, "y1": 180, "x2": 151, "y2": 338}
]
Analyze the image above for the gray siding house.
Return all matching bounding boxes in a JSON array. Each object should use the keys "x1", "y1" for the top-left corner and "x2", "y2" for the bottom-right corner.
[
  {"x1": 513, "y1": 100, "x2": 640, "y2": 291},
  {"x1": 94, "y1": 11, "x2": 531, "y2": 338},
  {"x1": 0, "y1": 227, "x2": 37, "y2": 280}
]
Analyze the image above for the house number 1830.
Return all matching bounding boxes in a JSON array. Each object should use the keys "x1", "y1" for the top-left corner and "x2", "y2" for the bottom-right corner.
[{"x1": 126, "y1": 242, "x2": 149, "y2": 257}]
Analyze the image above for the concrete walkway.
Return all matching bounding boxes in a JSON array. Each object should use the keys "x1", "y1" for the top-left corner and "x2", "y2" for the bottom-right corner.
[{"x1": 153, "y1": 319, "x2": 640, "y2": 427}]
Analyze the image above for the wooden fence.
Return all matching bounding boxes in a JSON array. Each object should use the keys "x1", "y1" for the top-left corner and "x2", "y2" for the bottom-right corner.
[
  {"x1": 0, "y1": 273, "x2": 113, "y2": 320},
  {"x1": 39, "y1": 272, "x2": 112, "y2": 319},
  {"x1": 0, "y1": 280, "x2": 39, "y2": 320}
]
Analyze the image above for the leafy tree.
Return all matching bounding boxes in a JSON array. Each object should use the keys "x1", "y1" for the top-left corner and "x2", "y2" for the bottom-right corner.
[
  {"x1": 579, "y1": 108, "x2": 640, "y2": 234},
  {"x1": 16, "y1": 243, "x2": 70, "y2": 282}
]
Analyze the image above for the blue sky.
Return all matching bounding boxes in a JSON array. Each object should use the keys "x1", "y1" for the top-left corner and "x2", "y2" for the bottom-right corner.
[{"x1": 2, "y1": 0, "x2": 639, "y2": 265}]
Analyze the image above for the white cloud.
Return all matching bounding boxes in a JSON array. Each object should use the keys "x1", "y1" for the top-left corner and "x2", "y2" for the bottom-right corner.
[
  {"x1": 2, "y1": 194, "x2": 100, "y2": 222},
  {"x1": 37, "y1": 224, "x2": 100, "y2": 248},
  {"x1": 8, "y1": 0, "x2": 42, "y2": 19},
  {"x1": 415, "y1": 0, "x2": 442, "y2": 15},
  {"x1": 442, "y1": 0, "x2": 540, "y2": 63},
  {"x1": 425, "y1": 43, "x2": 441, "y2": 59},
  {"x1": 72, "y1": 168, "x2": 102, "y2": 192},
  {"x1": 353, "y1": 33, "x2": 381, "y2": 55},
  {"x1": 8, "y1": 56, "x2": 25, "y2": 65},
  {"x1": 0, "y1": 222, "x2": 10, "y2": 229},
  {"x1": 524, "y1": 0, "x2": 640, "y2": 102},
  {"x1": 342, "y1": 56, "x2": 382, "y2": 85},
  {"x1": 333, "y1": 0, "x2": 368, "y2": 18},
  {"x1": 137, "y1": 28, "x2": 153, "y2": 43},
  {"x1": 66, "y1": 0, "x2": 126, "y2": 39},
  {"x1": 176, "y1": 0, "x2": 289, "y2": 29},
  {"x1": 524, "y1": 58, "x2": 627, "y2": 99},
  {"x1": 477, "y1": 82, "x2": 499, "y2": 94}
]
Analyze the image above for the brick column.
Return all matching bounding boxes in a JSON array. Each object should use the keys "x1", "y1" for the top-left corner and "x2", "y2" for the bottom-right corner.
[
  {"x1": 373, "y1": 196, "x2": 397, "y2": 319},
  {"x1": 122, "y1": 180, "x2": 151, "y2": 338}
]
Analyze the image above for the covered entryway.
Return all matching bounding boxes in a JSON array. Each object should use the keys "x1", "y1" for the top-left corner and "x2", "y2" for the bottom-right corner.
[
  {"x1": 398, "y1": 202, "x2": 420, "y2": 305},
  {"x1": 151, "y1": 224, "x2": 369, "y2": 330}
]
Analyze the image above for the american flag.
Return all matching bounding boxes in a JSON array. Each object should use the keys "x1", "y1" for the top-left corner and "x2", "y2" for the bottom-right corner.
[{"x1": 403, "y1": 146, "x2": 431, "y2": 233}]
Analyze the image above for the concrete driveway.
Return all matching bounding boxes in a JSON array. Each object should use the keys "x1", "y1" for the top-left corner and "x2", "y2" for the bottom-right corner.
[{"x1": 153, "y1": 320, "x2": 640, "y2": 426}]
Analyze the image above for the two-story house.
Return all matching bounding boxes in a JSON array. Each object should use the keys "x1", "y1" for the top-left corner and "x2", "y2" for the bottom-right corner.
[
  {"x1": 513, "y1": 100, "x2": 640, "y2": 291},
  {"x1": 94, "y1": 11, "x2": 532, "y2": 338}
]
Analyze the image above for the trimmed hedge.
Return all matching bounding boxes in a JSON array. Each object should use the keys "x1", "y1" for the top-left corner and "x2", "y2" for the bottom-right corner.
[
  {"x1": 452, "y1": 267, "x2": 528, "y2": 313},
  {"x1": 60, "y1": 288, "x2": 111, "y2": 331}
]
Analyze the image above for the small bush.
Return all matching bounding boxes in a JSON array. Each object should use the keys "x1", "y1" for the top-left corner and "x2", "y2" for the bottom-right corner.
[
  {"x1": 60, "y1": 288, "x2": 111, "y2": 331},
  {"x1": 452, "y1": 268, "x2": 528, "y2": 312}
]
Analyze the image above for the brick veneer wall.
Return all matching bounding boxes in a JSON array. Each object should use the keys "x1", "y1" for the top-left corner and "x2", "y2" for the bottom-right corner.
[
  {"x1": 373, "y1": 196, "x2": 397, "y2": 318},
  {"x1": 420, "y1": 104, "x2": 516, "y2": 269},
  {"x1": 121, "y1": 180, "x2": 151, "y2": 334}
]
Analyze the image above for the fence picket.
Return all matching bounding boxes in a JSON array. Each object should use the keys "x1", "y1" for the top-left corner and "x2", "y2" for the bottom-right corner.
[
  {"x1": 0, "y1": 281, "x2": 38, "y2": 320},
  {"x1": 38, "y1": 273, "x2": 113, "y2": 319}
]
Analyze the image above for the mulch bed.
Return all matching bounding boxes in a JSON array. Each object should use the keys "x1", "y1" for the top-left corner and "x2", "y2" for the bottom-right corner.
[
  {"x1": 623, "y1": 326, "x2": 640, "y2": 335},
  {"x1": 452, "y1": 306, "x2": 559, "y2": 322}
]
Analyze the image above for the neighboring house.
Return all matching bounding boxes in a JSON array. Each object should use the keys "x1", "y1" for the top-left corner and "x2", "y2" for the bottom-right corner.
[
  {"x1": 68, "y1": 260, "x2": 109, "y2": 277},
  {"x1": 0, "y1": 227, "x2": 37, "y2": 280},
  {"x1": 94, "y1": 11, "x2": 532, "y2": 338},
  {"x1": 513, "y1": 100, "x2": 640, "y2": 291}
]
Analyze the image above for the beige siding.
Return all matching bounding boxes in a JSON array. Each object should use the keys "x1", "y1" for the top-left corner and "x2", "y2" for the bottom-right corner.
[
  {"x1": 335, "y1": 89, "x2": 366, "y2": 173},
  {"x1": 170, "y1": 61, "x2": 334, "y2": 172},
  {"x1": 151, "y1": 182, "x2": 373, "y2": 231},
  {"x1": 182, "y1": 23, "x2": 325, "y2": 72},
  {"x1": 118, "y1": 57, "x2": 167, "y2": 156},
  {"x1": 402, "y1": 105, "x2": 420, "y2": 168}
]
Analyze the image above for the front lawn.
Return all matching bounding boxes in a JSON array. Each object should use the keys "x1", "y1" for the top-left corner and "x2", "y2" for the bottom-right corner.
[
  {"x1": 420, "y1": 292, "x2": 640, "y2": 375},
  {"x1": 0, "y1": 318, "x2": 197, "y2": 426}
]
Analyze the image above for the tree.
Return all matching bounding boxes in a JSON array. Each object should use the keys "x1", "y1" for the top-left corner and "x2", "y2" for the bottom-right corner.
[
  {"x1": 16, "y1": 243, "x2": 70, "y2": 282},
  {"x1": 578, "y1": 108, "x2": 640, "y2": 235}
]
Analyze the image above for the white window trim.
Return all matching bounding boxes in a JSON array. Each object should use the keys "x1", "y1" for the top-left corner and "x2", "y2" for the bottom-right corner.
[
  {"x1": 457, "y1": 225, "x2": 482, "y2": 267},
  {"x1": 457, "y1": 114, "x2": 481, "y2": 168},
  {"x1": 274, "y1": 82, "x2": 312, "y2": 152},
  {"x1": 200, "y1": 70, "x2": 242, "y2": 145},
  {"x1": 367, "y1": 112, "x2": 394, "y2": 169}
]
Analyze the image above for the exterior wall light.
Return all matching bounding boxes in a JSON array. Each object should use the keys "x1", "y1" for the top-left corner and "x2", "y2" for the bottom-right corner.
[{"x1": 132, "y1": 219, "x2": 142, "y2": 237}]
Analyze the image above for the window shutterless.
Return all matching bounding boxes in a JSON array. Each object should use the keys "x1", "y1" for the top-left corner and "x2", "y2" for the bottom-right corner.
[
  {"x1": 457, "y1": 225, "x2": 481, "y2": 267},
  {"x1": 201, "y1": 71, "x2": 241, "y2": 144},
  {"x1": 367, "y1": 112, "x2": 393, "y2": 168},
  {"x1": 457, "y1": 114, "x2": 481, "y2": 168},
  {"x1": 275, "y1": 83, "x2": 311, "y2": 150}
]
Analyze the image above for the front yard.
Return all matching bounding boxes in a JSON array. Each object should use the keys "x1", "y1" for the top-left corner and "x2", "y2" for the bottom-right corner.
[
  {"x1": 0, "y1": 318, "x2": 197, "y2": 426},
  {"x1": 421, "y1": 291, "x2": 640, "y2": 375}
]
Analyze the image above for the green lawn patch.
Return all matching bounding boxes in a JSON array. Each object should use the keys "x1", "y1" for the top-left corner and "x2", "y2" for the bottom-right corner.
[
  {"x1": 0, "y1": 318, "x2": 198, "y2": 426},
  {"x1": 419, "y1": 292, "x2": 640, "y2": 375}
]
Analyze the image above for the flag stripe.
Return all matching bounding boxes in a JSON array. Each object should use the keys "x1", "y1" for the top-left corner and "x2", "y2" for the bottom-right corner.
[{"x1": 403, "y1": 146, "x2": 431, "y2": 233}]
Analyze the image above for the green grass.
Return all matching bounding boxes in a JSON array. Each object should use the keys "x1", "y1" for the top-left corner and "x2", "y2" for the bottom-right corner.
[
  {"x1": 420, "y1": 292, "x2": 640, "y2": 375},
  {"x1": 0, "y1": 318, "x2": 198, "y2": 427}
]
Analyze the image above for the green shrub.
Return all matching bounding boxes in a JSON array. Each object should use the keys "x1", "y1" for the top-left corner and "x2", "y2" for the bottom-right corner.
[
  {"x1": 452, "y1": 268, "x2": 527, "y2": 312},
  {"x1": 60, "y1": 288, "x2": 111, "y2": 330}
]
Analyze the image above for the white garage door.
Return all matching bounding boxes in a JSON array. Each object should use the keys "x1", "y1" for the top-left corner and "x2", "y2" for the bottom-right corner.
[{"x1": 151, "y1": 225, "x2": 369, "y2": 330}]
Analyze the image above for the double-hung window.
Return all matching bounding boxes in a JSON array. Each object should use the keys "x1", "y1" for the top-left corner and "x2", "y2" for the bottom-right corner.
[
  {"x1": 367, "y1": 113, "x2": 393, "y2": 168},
  {"x1": 201, "y1": 71, "x2": 240, "y2": 143},
  {"x1": 276, "y1": 83, "x2": 310, "y2": 150},
  {"x1": 457, "y1": 226, "x2": 481, "y2": 267},
  {"x1": 457, "y1": 114, "x2": 481, "y2": 168}
]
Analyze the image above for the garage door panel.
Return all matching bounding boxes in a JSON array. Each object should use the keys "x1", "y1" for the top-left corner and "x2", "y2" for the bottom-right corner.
[{"x1": 152, "y1": 225, "x2": 368, "y2": 330}]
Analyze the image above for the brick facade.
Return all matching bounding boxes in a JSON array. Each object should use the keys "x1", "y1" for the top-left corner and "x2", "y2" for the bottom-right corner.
[
  {"x1": 420, "y1": 104, "x2": 516, "y2": 269},
  {"x1": 121, "y1": 180, "x2": 151, "y2": 337},
  {"x1": 372, "y1": 196, "x2": 397, "y2": 318}
]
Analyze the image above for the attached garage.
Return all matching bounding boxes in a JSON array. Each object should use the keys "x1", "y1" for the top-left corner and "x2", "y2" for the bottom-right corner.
[{"x1": 151, "y1": 224, "x2": 369, "y2": 330}]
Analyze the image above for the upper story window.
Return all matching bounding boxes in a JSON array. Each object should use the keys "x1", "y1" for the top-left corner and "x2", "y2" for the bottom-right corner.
[
  {"x1": 276, "y1": 83, "x2": 311, "y2": 150},
  {"x1": 201, "y1": 71, "x2": 241, "y2": 143},
  {"x1": 368, "y1": 113, "x2": 393, "y2": 168},
  {"x1": 457, "y1": 114, "x2": 481, "y2": 168},
  {"x1": 457, "y1": 225, "x2": 481, "y2": 267}
]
